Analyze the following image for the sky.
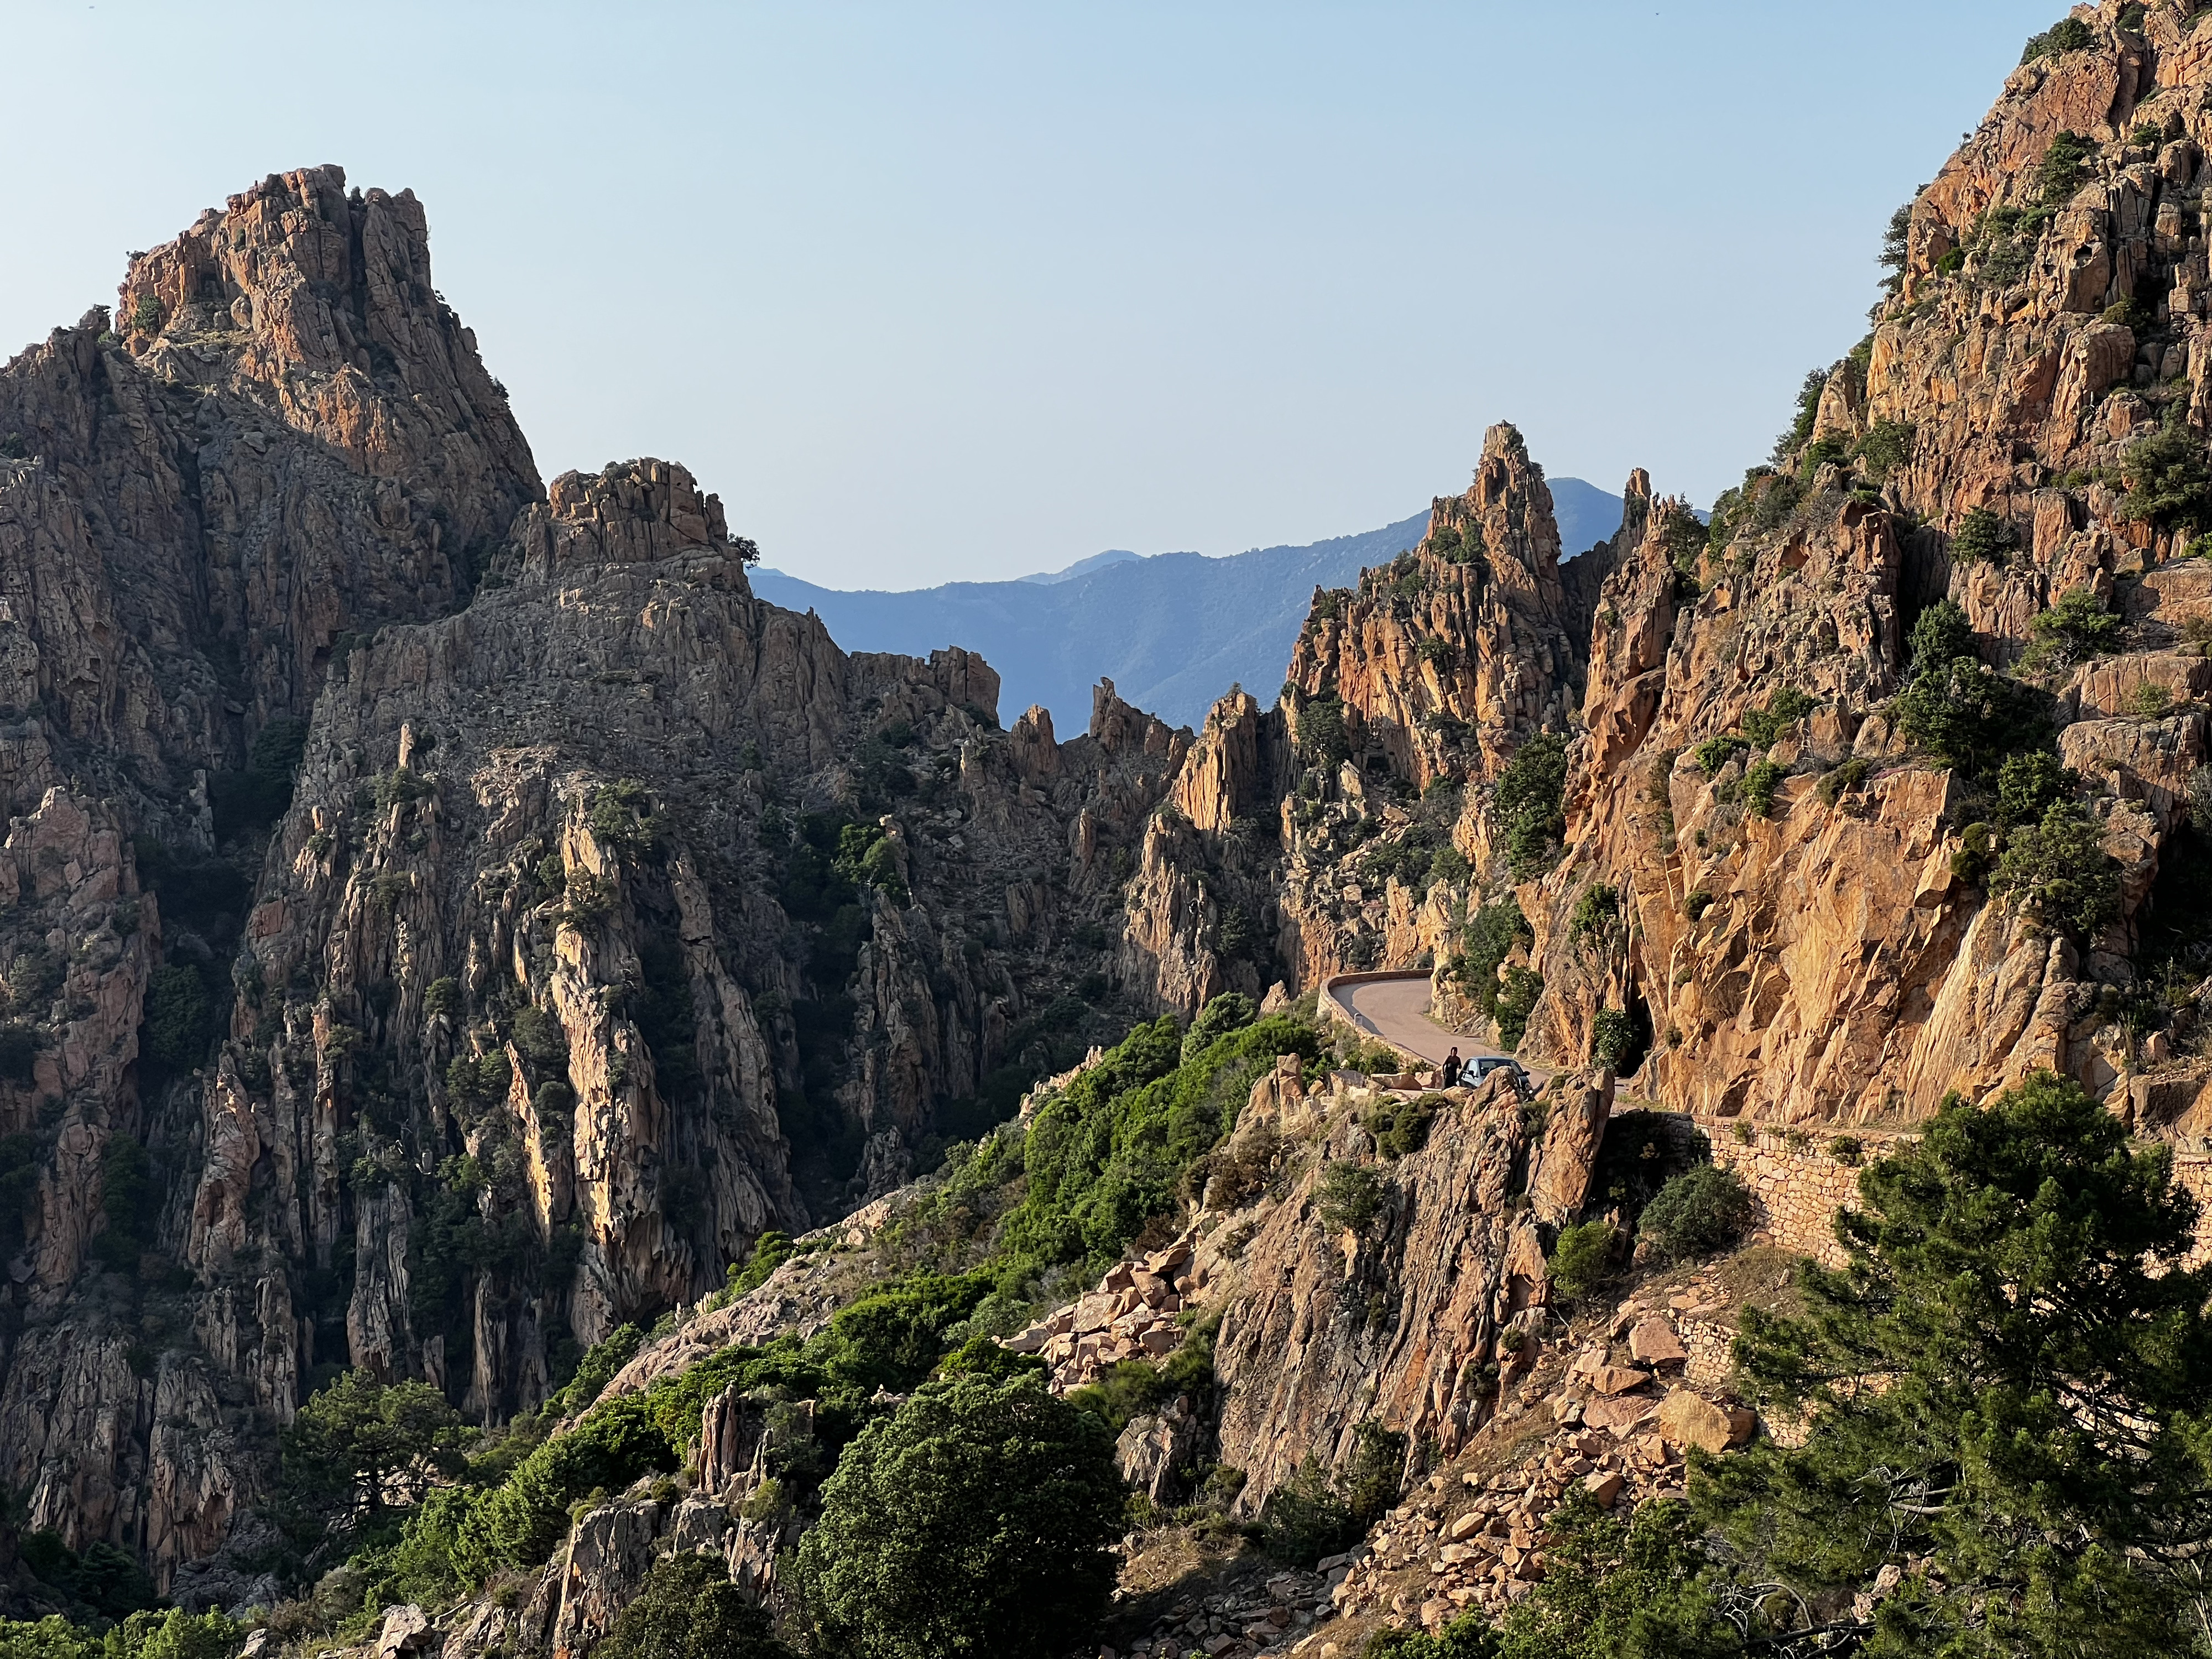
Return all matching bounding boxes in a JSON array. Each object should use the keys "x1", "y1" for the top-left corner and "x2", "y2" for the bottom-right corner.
[{"x1": 0, "y1": 1, "x2": 2056, "y2": 589}]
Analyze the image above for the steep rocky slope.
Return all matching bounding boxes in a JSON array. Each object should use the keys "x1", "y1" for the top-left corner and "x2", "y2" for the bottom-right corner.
[
  {"x1": 1129, "y1": 0, "x2": 2212, "y2": 1145},
  {"x1": 0, "y1": 170, "x2": 1189, "y2": 1594}
]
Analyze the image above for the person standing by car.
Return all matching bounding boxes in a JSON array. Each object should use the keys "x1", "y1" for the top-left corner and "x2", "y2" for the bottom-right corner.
[{"x1": 1442, "y1": 1047, "x2": 1463, "y2": 1089}]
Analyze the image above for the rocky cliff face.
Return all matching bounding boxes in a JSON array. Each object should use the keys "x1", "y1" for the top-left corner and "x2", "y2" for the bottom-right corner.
[
  {"x1": 0, "y1": 174, "x2": 1188, "y2": 1590},
  {"x1": 1134, "y1": 2, "x2": 2212, "y2": 1139}
]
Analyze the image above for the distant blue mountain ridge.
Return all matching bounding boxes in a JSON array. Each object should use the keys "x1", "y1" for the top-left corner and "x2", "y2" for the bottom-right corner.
[{"x1": 751, "y1": 476, "x2": 1626, "y2": 732}]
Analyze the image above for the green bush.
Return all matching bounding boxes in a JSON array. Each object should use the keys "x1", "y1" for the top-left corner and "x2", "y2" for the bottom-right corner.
[
  {"x1": 1262, "y1": 1420, "x2": 1405, "y2": 1568},
  {"x1": 597, "y1": 1553, "x2": 790, "y2": 1659},
  {"x1": 2115, "y1": 407, "x2": 2203, "y2": 529},
  {"x1": 144, "y1": 963, "x2": 213, "y2": 1072},
  {"x1": 1295, "y1": 695, "x2": 1353, "y2": 769},
  {"x1": 1494, "y1": 732, "x2": 1569, "y2": 878},
  {"x1": 1740, "y1": 758, "x2": 1787, "y2": 817},
  {"x1": 1361, "y1": 1094, "x2": 1442, "y2": 1159},
  {"x1": 1995, "y1": 750, "x2": 2077, "y2": 828},
  {"x1": 1895, "y1": 655, "x2": 2052, "y2": 778},
  {"x1": 1907, "y1": 599, "x2": 1976, "y2": 675},
  {"x1": 1854, "y1": 419, "x2": 1914, "y2": 483},
  {"x1": 1494, "y1": 967, "x2": 1543, "y2": 1050},
  {"x1": 1692, "y1": 735, "x2": 1746, "y2": 775},
  {"x1": 512, "y1": 1004, "x2": 568, "y2": 1065},
  {"x1": 1182, "y1": 990, "x2": 1256, "y2": 1061},
  {"x1": 1316, "y1": 1161, "x2": 1386, "y2": 1233},
  {"x1": 1567, "y1": 883, "x2": 1618, "y2": 949},
  {"x1": 1950, "y1": 507, "x2": 2018, "y2": 564},
  {"x1": 1549, "y1": 1219, "x2": 1616, "y2": 1303},
  {"x1": 1741, "y1": 688, "x2": 1817, "y2": 750},
  {"x1": 725, "y1": 1231, "x2": 794, "y2": 1299},
  {"x1": 1590, "y1": 1007, "x2": 1644, "y2": 1073},
  {"x1": 795, "y1": 1373, "x2": 1123, "y2": 1659},
  {"x1": 1638, "y1": 1165, "x2": 1755, "y2": 1262},
  {"x1": 557, "y1": 1324, "x2": 644, "y2": 1415},
  {"x1": 2022, "y1": 16, "x2": 2095, "y2": 61},
  {"x1": 2028, "y1": 587, "x2": 2122, "y2": 667},
  {"x1": 1683, "y1": 887, "x2": 1715, "y2": 921},
  {"x1": 281, "y1": 1369, "x2": 472, "y2": 1526},
  {"x1": 1991, "y1": 801, "x2": 2121, "y2": 936},
  {"x1": 586, "y1": 779, "x2": 659, "y2": 854},
  {"x1": 1458, "y1": 902, "x2": 1531, "y2": 1027},
  {"x1": 1817, "y1": 756, "x2": 1874, "y2": 806}
]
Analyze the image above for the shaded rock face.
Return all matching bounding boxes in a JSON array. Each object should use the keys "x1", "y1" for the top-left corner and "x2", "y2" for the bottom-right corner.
[
  {"x1": 0, "y1": 176, "x2": 1188, "y2": 1587},
  {"x1": 1207, "y1": 1070, "x2": 1560, "y2": 1509}
]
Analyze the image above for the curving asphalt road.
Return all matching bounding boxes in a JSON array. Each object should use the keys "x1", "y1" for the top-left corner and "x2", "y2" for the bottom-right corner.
[{"x1": 1327, "y1": 973, "x2": 1551, "y2": 1084}]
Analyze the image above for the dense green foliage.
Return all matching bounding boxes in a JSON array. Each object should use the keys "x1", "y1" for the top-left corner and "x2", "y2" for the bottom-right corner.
[
  {"x1": 1991, "y1": 800, "x2": 2122, "y2": 937},
  {"x1": 1949, "y1": 507, "x2": 2018, "y2": 564},
  {"x1": 280, "y1": 1369, "x2": 473, "y2": 1523},
  {"x1": 1316, "y1": 1160, "x2": 1386, "y2": 1233},
  {"x1": 1739, "y1": 687, "x2": 1816, "y2": 750},
  {"x1": 1637, "y1": 1166, "x2": 1754, "y2": 1262},
  {"x1": 2121, "y1": 408, "x2": 2212, "y2": 530},
  {"x1": 1705, "y1": 1073, "x2": 2212, "y2": 1655},
  {"x1": 597, "y1": 1554, "x2": 791, "y2": 1659},
  {"x1": 1493, "y1": 966, "x2": 1543, "y2": 1050},
  {"x1": 1547, "y1": 1220, "x2": 1616, "y2": 1305},
  {"x1": 1262, "y1": 1420, "x2": 1406, "y2": 1568},
  {"x1": 1457, "y1": 902, "x2": 1532, "y2": 1034},
  {"x1": 2027, "y1": 586, "x2": 2122, "y2": 667},
  {"x1": 1894, "y1": 653, "x2": 2051, "y2": 778},
  {"x1": 0, "y1": 1612, "x2": 243, "y2": 1659},
  {"x1": 1494, "y1": 732, "x2": 1568, "y2": 878},
  {"x1": 794, "y1": 1372, "x2": 1124, "y2": 1659},
  {"x1": 2021, "y1": 16, "x2": 2095, "y2": 62},
  {"x1": 1296, "y1": 693, "x2": 1353, "y2": 770}
]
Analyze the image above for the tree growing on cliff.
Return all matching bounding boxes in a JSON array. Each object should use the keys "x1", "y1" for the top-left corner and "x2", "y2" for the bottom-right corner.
[
  {"x1": 794, "y1": 1371, "x2": 1123, "y2": 1659},
  {"x1": 1701, "y1": 1072, "x2": 2212, "y2": 1656},
  {"x1": 281, "y1": 1369, "x2": 472, "y2": 1524}
]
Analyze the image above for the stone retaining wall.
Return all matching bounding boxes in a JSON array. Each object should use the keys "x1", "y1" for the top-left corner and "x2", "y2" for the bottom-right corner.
[{"x1": 1678, "y1": 1113, "x2": 2212, "y2": 1267}]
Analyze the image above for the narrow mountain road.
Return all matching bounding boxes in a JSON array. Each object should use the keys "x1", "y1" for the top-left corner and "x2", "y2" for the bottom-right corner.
[{"x1": 1326, "y1": 973, "x2": 1552, "y2": 1084}]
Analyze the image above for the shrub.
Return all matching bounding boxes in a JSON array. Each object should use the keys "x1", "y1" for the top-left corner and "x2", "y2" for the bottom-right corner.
[
  {"x1": 1854, "y1": 419, "x2": 1914, "y2": 483},
  {"x1": 145, "y1": 964, "x2": 213, "y2": 1072},
  {"x1": 1316, "y1": 1162, "x2": 1386, "y2": 1234},
  {"x1": 1567, "y1": 883, "x2": 1618, "y2": 949},
  {"x1": 1494, "y1": 732, "x2": 1569, "y2": 878},
  {"x1": 2120, "y1": 407, "x2": 2212, "y2": 530},
  {"x1": 1950, "y1": 507, "x2": 2018, "y2": 564},
  {"x1": 1494, "y1": 967, "x2": 1543, "y2": 1049},
  {"x1": 1995, "y1": 750, "x2": 2077, "y2": 828},
  {"x1": 1827, "y1": 1135, "x2": 1864, "y2": 1167},
  {"x1": 1907, "y1": 599, "x2": 1976, "y2": 675},
  {"x1": 586, "y1": 780, "x2": 659, "y2": 854},
  {"x1": 1741, "y1": 687, "x2": 1817, "y2": 750},
  {"x1": 1638, "y1": 1165, "x2": 1754, "y2": 1261},
  {"x1": 597, "y1": 1554, "x2": 790, "y2": 1659},
  {"x1": 1740, "y1": 758, "x2": 1787, "y2": 817},
  {"x1": 1295, "y1": 695, "x2": 1353, "y2": 770},
  {"x1": 1182, "y1": 990, "x2": 1256, "y2": 1061},
  {"x1": 1262, "y1": 1421, "x2": 1404, "y2": 1568},
  {"x1": 1895, "y1": 656, "x2": 2052, "y2": 778},
  {"x1": 422, "y1": 976, "x2": 460, "y2": 1018},
  {"x1": 1683, "y1": 888, "x2": 1715, "y2": 921},
  {"x1": 2021, "y1": 16, "x2": 2094, "y2": 61},
  {"x1": 725, "y1": 1230, "x2": 794, "y2": 1299},
  {"x1": 0, "y1": 1024, "x2": 39, "y2": 1084},
  {"x1": 1549, "y1": 1219, "x2": 1616, "y2": 1303},
  {"x1": 1590, "y1": 1007, "x2": 1644, "y2": 1073},
  {"x1": 1361, "y1": 1094, "x2": 1442, "y2": 1160},
  {"x1": 2036, "y1": 128, "x2": 2097, "y2": 203},
  {"x1": 2028, "y1": 586, "x2": 2122, "y2": 667},
  {"x1": 512, "y1": 1005, "x2": 568, "y2": 1065},
  {"x1": 1692, "y1": 735, "x2": 1747, "y2": 775},
  {"x1": 1991, "y1": 801, "x2": 2122, "y2": 937},
  {"x1": 1771, "y1": 368, "x2": 1829, "y2": 465},
  {"x1": 1458, "y1": 902, "x2": 1531, "y2": 1027},
  {"x1": 2128, "y1": 680, "x2": 2173, "y2": 717},
  {"x1": 794, "y1": 1373, "x2": 1124, "y2": 1659},
  {"x1": 1817, "y1": 756, "x2": 1874, "y2": 806}
]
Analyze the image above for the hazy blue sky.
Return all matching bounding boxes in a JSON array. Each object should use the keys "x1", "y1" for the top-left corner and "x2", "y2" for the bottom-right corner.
[{"x1": 1, "y1": 1, "x2": 2053, "y2": 587}]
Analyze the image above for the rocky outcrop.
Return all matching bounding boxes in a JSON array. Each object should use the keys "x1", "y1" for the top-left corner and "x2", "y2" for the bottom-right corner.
[{"x1": 0, "y1": 175, "x2": 1192, "y2": 1583}]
